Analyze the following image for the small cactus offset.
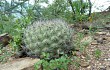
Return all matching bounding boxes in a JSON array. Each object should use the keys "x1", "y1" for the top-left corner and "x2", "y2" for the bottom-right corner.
[{"x1": 23, "y1": 19, "x2": 74, "y2": 58}]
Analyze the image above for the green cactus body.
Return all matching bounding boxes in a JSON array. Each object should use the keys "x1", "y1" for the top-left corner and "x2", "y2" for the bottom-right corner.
[{"x1": 23, "y1": 19, "x2": 74, "y2": 58}]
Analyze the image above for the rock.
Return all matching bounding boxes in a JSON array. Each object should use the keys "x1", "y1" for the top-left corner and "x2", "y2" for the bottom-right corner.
[
  {"x1": 91, "y1": 40, "x2": 98, "y2": 45},
  {"x1": 97, "y1": 38, "x2": 104, "y2": 44},
  {"x1": 21, "y1": 66, "x2": 34, "y2": 70},
  {"x1": 80, "y1": 60, "x2": 89, "y2": 67},
  {"x1": 0, "y1": 33, "x2": 12, "y2": 48},
  {"x1": 95, "y1": 32, "x2": 106, "y2": 35},
  {"x1": 99, "y1": 66, "x2": 106, "y2": 70},
  {"x1": 106, "y1": 32, "x2": 110, "y2": 36},
  {"x1": 104, "y1": 58, "x2": 110, "y2": 61},
  {"x1": 0, "y1": 57, "x2": 40, "y2": 70}
]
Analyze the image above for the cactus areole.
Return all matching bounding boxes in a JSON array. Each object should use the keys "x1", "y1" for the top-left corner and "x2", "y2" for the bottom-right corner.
[{"x1": 23, "y1": 19, "x2": 74, "y2": 58}]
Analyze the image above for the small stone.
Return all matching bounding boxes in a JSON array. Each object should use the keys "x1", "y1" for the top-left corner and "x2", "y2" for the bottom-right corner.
[
  {"x1": 105, "y1": 58, "x2": 110, "y2": 61},
  {"x1": 108, "y1": 58, "x2": 110, "y2": 61},
  {"x1": 106, "y1": 32, "x2": 110, "y2": 36},
  {"x1": 87, "y1": 66, "x2": 91, "y2": 69},
  {"x1": 104, "y1": 37, "x2": 110, "y2": 42},
  {"x1": 80, "y1": 60, "x2": 89, "y2": 67},
  {"x1": 91, "y1": 40, "x2": 98, "y2": 45},
  {"x1": 96, "y1": 32, "x2": 106, "y2": 35},
  {"x1": 0, "y1": 33, "x2": 12, "y2": 47},
  {"x1": 97, "y1": 38, "x2": 104, "y2": 44},
  {"x1": 81, "y1": 55, "x2": 86, "y2": 59},
  {"x1": 99, "y1": 66, "x2": 106, "y2": 70}
]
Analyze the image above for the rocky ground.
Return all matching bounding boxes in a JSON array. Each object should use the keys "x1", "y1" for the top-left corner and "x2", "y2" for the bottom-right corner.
[
  {"x1": 80, "y1": 29, "x2": 110, "y2": 70},
  {"x1": 68, "y1": 21, "x2": 110, "y2": 70}
]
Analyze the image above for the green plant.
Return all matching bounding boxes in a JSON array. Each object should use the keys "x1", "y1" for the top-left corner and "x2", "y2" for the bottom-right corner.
[
  {"x1": 74, "y1": 32, "x2": 84, "y2": 50},
  {"x1": 23, "y1": 19, "x2": 74, "y2": 58},
  {"x1": 34, "y1": 55, "x2": 71, "y2": 70},
  {"x1": 0, "y1": 17, "x2": 29, "y2": 50},
  {"x1": 69, "y1": 0, "x2": 90, "y2": 22},
  {"x1": 74, "y1": 32, "x2": 93, "y2": 55},
  {"x1": 94, "y1": 49, "x2": 102, "y2": 59},
  {"x1": 0, "y1": 15, "x2": 31, "y2": 62}
]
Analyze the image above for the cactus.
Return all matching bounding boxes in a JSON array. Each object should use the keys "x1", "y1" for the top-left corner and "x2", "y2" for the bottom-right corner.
[{"x1": 23, "y1": 19, "x2": 74, "y2": 58}]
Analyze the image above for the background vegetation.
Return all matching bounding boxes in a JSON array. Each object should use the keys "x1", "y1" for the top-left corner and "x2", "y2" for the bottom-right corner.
[
  {"x1": 0, "y1": 0, "x2": 110, "y2": 69},
  {"x1": 0, "y1": 0, "x2": 92, "y2": 53}
]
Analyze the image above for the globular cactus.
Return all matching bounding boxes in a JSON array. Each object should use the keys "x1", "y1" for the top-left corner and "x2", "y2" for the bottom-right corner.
[{"x1": 23, "y1": 19, "x2": 74, "y2": 58}]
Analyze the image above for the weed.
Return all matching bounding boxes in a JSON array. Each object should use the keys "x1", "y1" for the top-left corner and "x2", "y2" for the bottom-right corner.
[
  {"x1": 0, "y1": 16, "x2": 31, "y2": 62},
  {"x1": 94, "y1": 49, "x2": 102, "y2": 59},
  {"x1": 34, "y1": 55, "x2": 71, "y2": 70}
]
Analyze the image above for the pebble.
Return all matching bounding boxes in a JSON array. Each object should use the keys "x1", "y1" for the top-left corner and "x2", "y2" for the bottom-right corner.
[
  {"x1": 99, "y1": 66, "x2": 106, "y2": 70},
  {"x1": 104, "y1": 58, "x2": 110, "y2": 61},
  {"x1": 106, "y1": 32, "x2": 110, "y2": 36},
  {"x1": 97, "y1": 38, "x2": 104, "y2": 44},
  {"x1": 96, "y1": 32, "x2": 106, "y2": 35},
  {"x1": 80, "y1": 60, "x2": 90, "y2": 67},
  {"x1": 91, "y1": 40, "x2": 98, "y2": 45}
]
